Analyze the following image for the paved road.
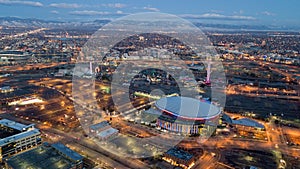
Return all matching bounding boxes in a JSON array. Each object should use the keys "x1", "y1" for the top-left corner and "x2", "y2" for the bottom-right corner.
[
  {"x1": 0, "y1": 113, "x2": 148, "y2": 169},
  {"x1": 1, "y1": 28, "x2": 48, "y2": 40}
]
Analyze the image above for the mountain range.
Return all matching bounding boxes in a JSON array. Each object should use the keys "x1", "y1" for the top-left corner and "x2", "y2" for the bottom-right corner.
[{"x1": 0, "y1": 17, "x2": 298, "y2": 31}]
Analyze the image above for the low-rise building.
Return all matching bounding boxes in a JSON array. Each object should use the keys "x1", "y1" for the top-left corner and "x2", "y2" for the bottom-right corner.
[
  {"x1": 162, "y1": 147, "x2": 195, "y2": 169},
  {"x1": 6, "y1": 142, "x2": 83, "y2": 169},
  {"x1": 0, "y1": 86, "x2": 14, "y2": 93},
  {"x1": 222, "y1": 114, "x2": 265, "y2": 131},
  {"x1": 0, "y1": 50, "x2": 31, "y2": 65},
  {"x1": 0, "y1": 119, "x2": 42, "y2": 162},
  {"x1": 89, "y1": 121, "x2": 119, "y2": 140}
]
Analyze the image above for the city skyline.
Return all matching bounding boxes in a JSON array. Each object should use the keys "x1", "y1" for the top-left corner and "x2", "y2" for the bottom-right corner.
[
  {"x1": 0, "y1": 1, "x2": 300, "y2": 169},
  {"x1": 0, "y1": 0, "x2": 299, "y2": 27}
]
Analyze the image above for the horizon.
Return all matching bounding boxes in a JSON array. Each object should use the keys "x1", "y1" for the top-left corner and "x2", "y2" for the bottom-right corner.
[
  {"x1": 0, "y1": 2, "x2": 300, "y2": 169},
  {"x1": 0, "y1": 0, "x2": 299, "y2": 27}
]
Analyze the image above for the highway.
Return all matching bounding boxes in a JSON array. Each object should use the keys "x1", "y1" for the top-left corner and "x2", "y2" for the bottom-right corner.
[{"x1": 1, "y1": 69, "x2": 299, "y2": 168}]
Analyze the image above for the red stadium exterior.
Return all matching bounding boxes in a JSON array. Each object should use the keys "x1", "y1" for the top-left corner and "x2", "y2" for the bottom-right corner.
[{"x1": 154, "y1": 96, "x2": 222, "y2": 135}]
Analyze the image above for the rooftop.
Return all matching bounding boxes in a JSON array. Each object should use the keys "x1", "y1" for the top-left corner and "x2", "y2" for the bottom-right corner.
[
  {"x1": 0, "y1": 119, "x2": 34, "y2": 131},
  {"x1": 165, "y1": 148, "x2": 194, "y2": 161},
  {"x1": 52, "y1": 143, "x2": 83, "y2": 162},
  {"x1": 155, "y1": 96, "x2": 221, "y2": 120},
  {"x1": 0, "y1": 129, "x2": 19, "y2": 139},
  {"x1": 144, "y1": 108, "x2": 162, "y2": 116},
  {"x1": 0, "y1": 119, "x2": 39, "y2": 146},
  {"x1": 0, "y1": 86, "x2": 11, "y2": 90},
  {"x1": 6, "y1": 143, "x2": 82, "y2": 169},
  {"x1": 222, "y1": 114, "x2": 265, "y2": 129},
  {"x1": 97, "y1": 127, "x2": 119, "y2": 139},
  {"x1": 232, "y1": 118, "x2": 265, "y2": 129},
  {"x1": 0, "y1": 129, "x2": 40, "y2": 146},
  {"x1": 89, "y1": 121, "x2": 109, "y2": 131}
]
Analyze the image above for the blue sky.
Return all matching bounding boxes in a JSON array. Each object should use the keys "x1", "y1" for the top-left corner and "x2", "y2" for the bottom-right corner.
[{"x1": 0, "y1": 0, "x2": 299, "y2": 26}]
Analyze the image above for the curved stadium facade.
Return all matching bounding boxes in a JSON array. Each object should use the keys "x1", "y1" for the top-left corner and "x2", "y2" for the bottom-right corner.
[{"x1": 154, "y1": 96, "x2": 222, "y2": 135}]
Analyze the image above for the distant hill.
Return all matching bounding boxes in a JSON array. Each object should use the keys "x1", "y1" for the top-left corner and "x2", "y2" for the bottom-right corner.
[
  {"x1": 0, "y1": 17, "x2": 110, "y2": 29},
  {"x1": 194, "y1": 22, "x2": 299, "y2": 32},
  {"x1": 0, "y1": 17, "x2": 298, "y2": 31}
]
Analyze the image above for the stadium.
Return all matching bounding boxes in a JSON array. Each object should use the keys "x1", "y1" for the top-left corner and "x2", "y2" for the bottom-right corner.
[{"x1": 153, "y1": 96, "x2": 222, "y2": 135}]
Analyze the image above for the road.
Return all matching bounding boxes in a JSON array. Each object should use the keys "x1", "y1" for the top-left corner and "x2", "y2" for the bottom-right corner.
[
  {"x1": 1, "y1": 28, "x2": 48, "y2": 40},
  {"x1": 0, "y1": 113, "x2": 149, "y2": 169},
  {"x1": 2, "y1": 70, "x2": 300, "y2": 168}
]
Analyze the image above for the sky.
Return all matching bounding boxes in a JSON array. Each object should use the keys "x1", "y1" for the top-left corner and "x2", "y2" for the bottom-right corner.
[{"x1": 0, "y1": 0, "x2": 299, "y2": 26}]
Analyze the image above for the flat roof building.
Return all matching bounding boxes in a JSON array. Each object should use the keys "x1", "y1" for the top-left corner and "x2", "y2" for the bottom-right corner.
[
  {"x1": 222, "y1": 114, "x2": 265, "y2": 130},
  {"x1": 163, "y1": 147, "x2": 195, "y2": 169},
  {"x1": 0, "y1": 119, "x2": 42, "y2": 162},
  {"x1": 96, "y1": 127, "x2": 119, "y2": 141},
  {"x1": 0, "y1": 86, "x2": 14, "y2": 93},
  {"x1": 89, "y1": 121, "x2": 110, "y2": 133},
  {"x1": 232, "y1": 118, "x2": 265, "y2": 129},
  {"x1": 89, "y1": 121, "x2": 119, "y2": 141},
  {"x1": 0, "y1": 50, "x2": 31, "y2": 65},
  {"x1": 6, "y1": 142, "x2": 83, "y2": 169}
]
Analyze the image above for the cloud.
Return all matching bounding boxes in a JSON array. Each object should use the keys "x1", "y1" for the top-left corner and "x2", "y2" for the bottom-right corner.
[
  {"x1": 143, "y1": 7, "x2": 159, "y2": 12},
  {"x1": 50, "y1": 10, "x2": 59, "y2": 14},
  {"x1": 116, "y1": 10, "x2": 123, "y2": 14},
  {"x1": 209, "y1": 10, "x2": 224, "y2": 14},
  {"x1": 261, "y1": 11, "x2": 275, "y2": 16},
  {"x1": 234, "y1": 10, "x2": 244, "y2": 15},
  {"x1": 0, "y1": 0, "x2": 43, "y2": 7},
  {"x1": 69, "y1": 10, "x2": 129, "y2": 16},
  {"x1": 70, "y1": 10, "x2": 109, "y2": 16},
  {"x1": 103, "y1": 3, "x2": 126, "y2": 8},
  {"x1": 180, "y1": 13, "x2": 256, "y2": 21},
  {"x1": 49, "y1": 3, "x2": 81, "y2": 8}
]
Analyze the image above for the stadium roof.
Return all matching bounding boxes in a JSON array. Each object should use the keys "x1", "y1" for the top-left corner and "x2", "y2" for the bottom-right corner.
[{"x1": 155, "y1": 96, "x2": 221, "y2": 120}]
